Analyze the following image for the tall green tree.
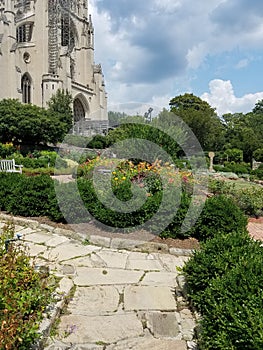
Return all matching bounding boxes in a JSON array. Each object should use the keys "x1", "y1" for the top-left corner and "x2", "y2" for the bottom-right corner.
[
  {"x1": 169, "y1": 93, "x2": 225, "y2": 151},
  {"x1": 223, "y1": 110, "x2": 263, "y2": 162},
  {"x1": 0, "y1": 99, "x2": 70, "y2": 145},
  {"x1": 47, "y1": 89, "x2": 73, "y2": 132}
]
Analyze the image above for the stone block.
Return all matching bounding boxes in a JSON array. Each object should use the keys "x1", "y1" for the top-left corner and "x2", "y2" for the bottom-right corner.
[
  {"x1": 124, "y1": 286, "x2": 177, "y2": 311},
  {"x1": 146, "y1": 312, "x2": 180, "y2": 338},
  {"x1": 67, "y1": 286, "x2": 119, "y2": 315},
  {"x1": 89, "y1": 235, "x2": 111, "y2": 248},
  {"x1": 57, "y1": 313, "x2": 143, "y2": 344},
  {"x1": 74, "y1": 267, "x2": 144, "y2": 286}
]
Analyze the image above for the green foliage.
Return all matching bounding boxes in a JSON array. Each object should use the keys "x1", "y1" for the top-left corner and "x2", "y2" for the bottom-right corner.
[
  {"x1": 108, "y1": 111, "x2": 128, "y2": 126},
  {"x1": 223, "y1": 148, "x2": 243, "y2": 162},
  {"x1": 250, "y1": 166, "x2": 263, "y2": 180},
  {"x1": 0, "y1": 223, "x2": 55, "y2": 349},
  {"x1": 63, "y1": 134, "x2": 92, "y2": 148},
  {"x1": 0, "y1": 142, "x2": 16, "y2": 158},
  {"x1": 55, "y1": 181, "x2": 92, "y2": 223},
  {"x1": 86, "y1": 134, "x2": 109, "y2": 149},
  {"x1": 0, "y1": 99, "x2": 70, "y2": 145},
  {"x1": 223, "y1": 111, "x2": 263, "y2": 163},
  {"x1": 193, "y1": 195, "x2": 248, "y2": 241},
  {"x1": 253, "y1": 148, "x2": 263, "y2": 162},
  {"x1": 47, "y1": 89, "x2": 73, "y2": 133},
  {"x1": 213, "y1": 161, "x2": 250, "y2": 174},
  {"x1": 183, "y1": 231, "x2": 263, "y2": 349},
  {"x1": 208, "y1": 178, "x2": 232, "y2": 195},
  {"x1": 0, "y1": 173, "x2": 63, "y2": 221},
  {"x1": 227, "y1": 185, "x2": 263, "y2": 217},
  {"x1": 169, "y1": 93, "x2": 225, "y2": 151},
  {"x1": 106, "y1": 121, "x2": 184, "y2": 162}
]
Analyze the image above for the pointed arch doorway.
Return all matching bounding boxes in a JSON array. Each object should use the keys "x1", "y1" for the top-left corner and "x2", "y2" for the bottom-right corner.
[
  {"x1": 73, "y1": 95, "x2": 89, "y2": 134},
  {"x1": 73, "y1": 98, "x2": 85, "y2": 122}
]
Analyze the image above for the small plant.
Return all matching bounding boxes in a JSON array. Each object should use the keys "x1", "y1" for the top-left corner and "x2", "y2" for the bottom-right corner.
[{"x1": 0, "y1": 223, "x2": 55, "y2": 349}]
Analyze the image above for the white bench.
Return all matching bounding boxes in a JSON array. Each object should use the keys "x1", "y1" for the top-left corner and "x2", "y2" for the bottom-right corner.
[{"x1": 0, "y1": 159, "x2": 23, "y2": 174}]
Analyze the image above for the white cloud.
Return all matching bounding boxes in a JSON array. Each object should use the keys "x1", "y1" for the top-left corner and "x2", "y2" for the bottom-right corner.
[
  {"x1": 89, "y1": 1, "x2": 263, "y2": 115},
  {"x1": 235, "y1": 58, "x2": 249, "y2": 69},
  {"x1": 201, "y1": 79, "x2": 263, "y2": 116}
]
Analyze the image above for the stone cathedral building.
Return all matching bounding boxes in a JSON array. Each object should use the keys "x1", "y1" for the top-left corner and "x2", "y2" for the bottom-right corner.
[{"x1": 0, "y1": 0, "x2": 108, "y2": 134}]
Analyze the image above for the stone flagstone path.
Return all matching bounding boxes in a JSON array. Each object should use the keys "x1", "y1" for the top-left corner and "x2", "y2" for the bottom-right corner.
[{"x1": 0, "y1": 213, "x2": 198, "y2": 350}]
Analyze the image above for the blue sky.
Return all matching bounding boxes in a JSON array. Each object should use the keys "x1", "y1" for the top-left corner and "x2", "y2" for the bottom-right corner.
[{"x1": 89, "y1": 0, "x2": 263, "y2": 116}]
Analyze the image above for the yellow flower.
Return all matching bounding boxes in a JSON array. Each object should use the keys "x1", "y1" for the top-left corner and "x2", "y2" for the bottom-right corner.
[
  {"x1": 122, "y1": 176, "x2": 126, "y2": 180},
  {"x1": 112, "y1": 171, "x2": 116, "y2": 175},
  {"x1": 114, "y1": 177, "x2": 118, "y2": 181}
]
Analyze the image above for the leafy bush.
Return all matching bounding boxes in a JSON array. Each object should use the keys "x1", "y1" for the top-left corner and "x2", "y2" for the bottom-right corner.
[
  {"x1": 253, "y1": 148, "x2": 263, "y2": 162},
  {"x1": 250, "y1": 165, "x2": 263, "y2": 180},
  {"x1": 227, "y1": 185, "x2": 263, "y2": 217},
  {"x1": 183, "y1": 231, "x2": 251, "y2": 310},
  {"x1": 63, "y1": 134, "x2": 92, "y2": 148},
  {"x1": 214, "y1": 162, "x2": 250, "y2": 175},
  {"x1": 0, "y1": 223, "x2": 55, "y2": 349},
  {"x1": 208, "y1": 178, "x2": 232, "y2": 195},
  {"x1": 0, "y1": 142, "x2": 16, "y2": 158},
  {"x1": 0, "y1": 173, "x2": 63, "y2": 221},
  {"x1": 54, "y1": 181, "x2": 92, "y2": 223},
  {"x1": 183, "y1": 231, "x2": 263, "y2": 349},
  {"x1": 193, "y1": 195, "x2": 247, "y2": 241},
  {"x1": 11, "y1": 152, "x2": 67, "y2": 169},
  {"x1": 86, "y1": 134, "x2": 108, "y2": 149}
]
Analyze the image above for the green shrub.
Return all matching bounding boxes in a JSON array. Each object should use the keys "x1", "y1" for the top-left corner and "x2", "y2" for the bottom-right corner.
[
  {"x1": 0, "y1": 142, "x2": 16, "y2": 158},
  {"x1": 227, "y1": 185, "x2": 263, "y2": 217},
  {"x1": 208, "y1": 178, "x2": 231, "y2": 195},
  {"x1": 183, "y1": 231, "x2": 263, "y2": 349},
  {"x1": 214, "y1": 162, "x2": 251, "y2": 175},
  {"x1": 183, "y1": 231, "x2": 251, "y2": 310},
  {"x1": 193, "y1": 195, "x2": 247, "y2": 241},
  {"x1": 63, "y1": 134, "x2": 92, "y2": 148},
  {"x1": 199, "y1": 265, "x2": 263, "y2": 349},
  {"x1": 0, "y1": 173, "x2": 23, "y2": 211},
  {"x1": 253, "y1": 148, "x2": 263, "y2": 162},
  {"x1": 250, "y1": 166, "x2": 263, "y2": 180},
  {"x1": 54, "y1": 181, "x2": 92, "y2": 223},
  {"x1": 0, "y1": 173, "x2": 63, "y2": 221},
  {"x1": 86, "y1": 134, "x2": 108, "y2": 149},
  {"x1": 0, "y1": 223, "x2": 55, "y2": 349}
]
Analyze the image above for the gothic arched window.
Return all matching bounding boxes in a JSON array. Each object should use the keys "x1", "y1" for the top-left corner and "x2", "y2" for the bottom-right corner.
[
  {"x1": 61, "y1": 14, "x2": 76, "y2": 52},
  {"x1": 21, "y1": 74, "x2": 31, "y2": 104}
]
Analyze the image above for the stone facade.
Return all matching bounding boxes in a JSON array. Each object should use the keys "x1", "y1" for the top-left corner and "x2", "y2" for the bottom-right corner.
[{"x1": 0, "y1": 0, "x2": 108, "y2": 133}]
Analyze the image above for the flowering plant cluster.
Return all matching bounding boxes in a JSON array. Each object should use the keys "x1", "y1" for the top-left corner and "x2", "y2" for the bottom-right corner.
[{"x1": 78, "y1": 157, "x2": 193, "y2": 194}]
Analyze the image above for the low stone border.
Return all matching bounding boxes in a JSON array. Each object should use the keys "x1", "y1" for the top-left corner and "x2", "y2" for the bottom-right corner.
[{"x1": 0, "y1": 212, "x2": 195, "y2": 256}]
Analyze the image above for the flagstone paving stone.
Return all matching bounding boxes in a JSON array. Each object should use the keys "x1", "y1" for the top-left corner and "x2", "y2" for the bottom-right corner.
[
  {"x1": 124, "y1": 285, "x2": 177, "y2": 311},
  {"x1": 140, "y1": 271, "x2": 178, "y2": 287},
  {"x1": 67, "y1": 286, "x2": 120, "y2": 315},
  {"x1": 57, "y1": 313, "x2": 144, "y2": 344},
  {"x1": 74, "y1": 267, "x2": 144, "y2": 286},
  {"x1": 0, "y1": 215, "x2": 198, "y2": 350}
]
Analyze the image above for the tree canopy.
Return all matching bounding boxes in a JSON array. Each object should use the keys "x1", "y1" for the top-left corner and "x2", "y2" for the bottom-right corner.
[
  {"x1": 0, "y1": 98, "x2": 71, "y2": 145},
  {"x1": 169, "y1": 93, "x2": 224, "y2": 151}
]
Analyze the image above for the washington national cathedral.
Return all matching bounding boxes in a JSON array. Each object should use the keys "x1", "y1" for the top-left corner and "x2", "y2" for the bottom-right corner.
[{"x1": 0, "y1": 0, "x2": 108, "y2": 134}]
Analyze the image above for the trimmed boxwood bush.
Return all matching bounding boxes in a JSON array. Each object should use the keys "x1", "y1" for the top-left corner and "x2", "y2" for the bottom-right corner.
[
  {"x1": 193, "y1": 195, "x2": 248, "y2": 241},
  {"x1": 0, "y1": 173, "x2": 63, "y2": 221},
  {"x1": 75, "y1": 177, "x2": 193, "y2": 236},
  {"x1": 183, "y1": 231, "x2": 263, "y2": 349}
]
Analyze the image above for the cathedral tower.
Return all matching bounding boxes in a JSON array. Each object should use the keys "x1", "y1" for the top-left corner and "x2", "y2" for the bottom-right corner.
[{"x1": 0, "y1": 0, "x2": 108, "y2": 133}]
